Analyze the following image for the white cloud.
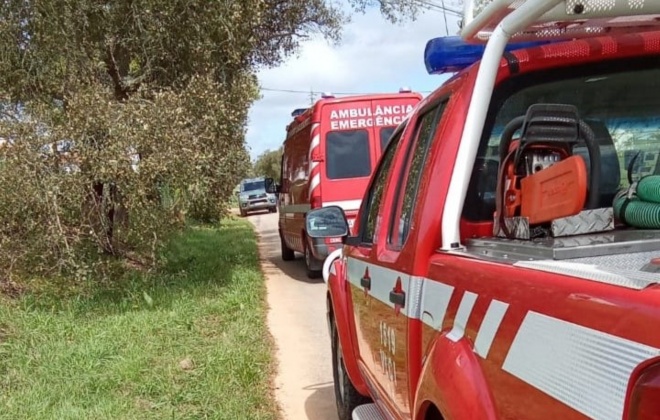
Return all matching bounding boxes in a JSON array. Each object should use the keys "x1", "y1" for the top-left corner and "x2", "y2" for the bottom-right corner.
[{"x1": 245, "y1": 7, "x2": 461, "y2": 159}]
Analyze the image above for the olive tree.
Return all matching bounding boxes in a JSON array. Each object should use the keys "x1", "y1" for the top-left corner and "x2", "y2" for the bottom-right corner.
[{"x1": 0, "y1": 0, "x2": 422, "y2": 279}]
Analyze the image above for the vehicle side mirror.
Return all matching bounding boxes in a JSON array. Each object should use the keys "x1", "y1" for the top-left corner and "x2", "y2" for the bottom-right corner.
[{"x1": 305, "y1": 206, "x2": 349, "y2": 239}]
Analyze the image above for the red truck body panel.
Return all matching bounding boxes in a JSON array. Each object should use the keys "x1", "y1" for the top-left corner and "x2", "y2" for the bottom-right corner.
[{"x1": 328, "y1": 31, "x2": 660, "y2": 420}]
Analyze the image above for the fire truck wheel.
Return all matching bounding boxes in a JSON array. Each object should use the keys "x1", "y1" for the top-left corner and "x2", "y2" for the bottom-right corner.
[
  {"x1": 269, "y1": 206, "x2": 277, "y2": 213},
  {"x1": 331, "y1": 318, "x2": 370, "y2": 420},
  {"x1": 304, "y1": 244, "x2": 322, "y2": 279},
  {"x1": 280, "y1": 235, "x2": 295, "y2": 261}
]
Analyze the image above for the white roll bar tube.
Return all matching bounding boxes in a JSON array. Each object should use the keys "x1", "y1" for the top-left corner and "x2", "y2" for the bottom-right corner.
[
  {"x1": 322, "y1": 248, "x2": 343, "y2": 284},
  {"x1": 440, "y1": 0, "x2": 565, "y2": 251}
]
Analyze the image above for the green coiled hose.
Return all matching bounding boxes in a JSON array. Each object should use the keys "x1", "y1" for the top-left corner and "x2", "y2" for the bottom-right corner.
[
  {"x1": 636, "y1": 176, "x2": 660, "y2": 204},
  {"x1": 614, "y1": 176, "x2": 660, "y2": 229}
]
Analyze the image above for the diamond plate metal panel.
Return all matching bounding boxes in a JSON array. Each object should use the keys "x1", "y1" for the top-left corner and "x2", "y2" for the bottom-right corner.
[
  {"x1": 469, "y1": 229, "x2": 660, "y2": 261},
  {"x1": 474, "y1": 0, "x2": 495, "y2": 17},
  {"x1": 352, "y1": 404, "x2": 386, "y2": 420},
  {"x1": 515, "y1": 259, "x2": 659, "y2": 289},
  {"x1": 574, "y1": 250, "x2": 659, "y2": 270},
  {"x1": 566, "y1": 0, "x2": 616, "y2": 14},
  {"x1": 551, "y1": 208, "x2": 614, "y2": 237},
  {"x1": 462, "y1": 0, "x2": 660, "y2": 43}
]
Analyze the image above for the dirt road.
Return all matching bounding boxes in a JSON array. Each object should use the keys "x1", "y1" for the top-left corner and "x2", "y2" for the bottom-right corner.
[{"x1": 247, "y1": 211, "x2": 338, "y2": 420}]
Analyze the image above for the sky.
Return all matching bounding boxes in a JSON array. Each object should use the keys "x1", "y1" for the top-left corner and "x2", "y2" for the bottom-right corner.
[{"x1": 245, "y1": 3, "x2": 463, "y2": 160}]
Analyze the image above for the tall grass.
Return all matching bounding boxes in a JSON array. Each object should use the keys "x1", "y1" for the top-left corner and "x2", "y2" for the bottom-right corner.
[{"x1": 0, "y1": 219, "x2": 277, "y2": 420}]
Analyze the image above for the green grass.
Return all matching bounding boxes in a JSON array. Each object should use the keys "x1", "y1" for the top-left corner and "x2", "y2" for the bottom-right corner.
[{"x1": 0, "y1": 219, "x2": 278, "y2": 420}]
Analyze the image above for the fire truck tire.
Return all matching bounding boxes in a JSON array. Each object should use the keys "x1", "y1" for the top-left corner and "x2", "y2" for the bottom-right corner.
[
  {"x1": 331, "y1": 319, "x2": 370, "y2": 420},
  {"x1": 304, "y1": 243, "x2": 322, "y2": 279},
  {"x1": 269, "y1": 206, "x2": 277, "y2": 213},
  {"x1": 280, "y1": 235, "x2": 295, "y2": 261}
]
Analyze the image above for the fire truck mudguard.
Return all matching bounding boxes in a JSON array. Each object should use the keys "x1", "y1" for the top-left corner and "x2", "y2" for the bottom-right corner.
[
  {"x1": 327, "y1": 256, "x2": 370, "y2": 397},
  {"x1": 414, "y1": 334, "x2": 497, "y2": 420}
]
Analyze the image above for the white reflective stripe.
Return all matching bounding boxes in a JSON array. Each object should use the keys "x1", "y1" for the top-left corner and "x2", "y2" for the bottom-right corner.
[
  {"x1": 474, "y1": 300, "x2": 509, "y2": 359},
  {"x1": 347, "y1": 258, "x2": 453, "y2": 330},
  {"x1": 309, "y1": 129, "x2": 320, "y2": 157},
  {"x1": 281, "y1": 204, "x2": 311, "y2": 214},
  {"x1": 323, "y1": 199, "x2": 361, "y2": 211},
  {"x1": 346, "y1": 258, "x2": 411, "y2": 317},
  {"x1": 447, "y1": 291, "x2": 478, "y2": 342},
  {"x1": 308, "y1": 125, "x2": 321, "y2": 172},
  {"x1": 503, "y1": 311, "x2": 660, "y2": 420},
  {"x1": 420, "y1": 280, "x2": 454, "y2": 331},
  {"x1": 309, "y1": 173, "x2": 321, "y2": 198}
]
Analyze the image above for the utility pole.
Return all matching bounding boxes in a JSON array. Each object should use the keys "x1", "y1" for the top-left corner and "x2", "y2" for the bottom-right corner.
[
  {"x1": 309, "y1": 88, "x2": 315, "y2": 106},
  {"x1": 441, "y1": 0, "x2": 449, "y2": 36}
]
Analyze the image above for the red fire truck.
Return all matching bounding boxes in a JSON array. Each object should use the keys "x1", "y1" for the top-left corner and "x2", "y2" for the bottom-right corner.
[
  {"x1": 302, "y1": 0, "x2": 660, "y2": 419},
  {"x1": 273, "y1": 90, "x2": 422, "y2": 278}
]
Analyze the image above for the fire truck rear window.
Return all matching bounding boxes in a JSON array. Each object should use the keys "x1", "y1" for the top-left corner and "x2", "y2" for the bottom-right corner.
[
  {"x1": 326, "y1": 130, "x2": 371, "y2": 179},
  {"x1": 464, "y1": 64, "x2": 660, "y2": 221}
]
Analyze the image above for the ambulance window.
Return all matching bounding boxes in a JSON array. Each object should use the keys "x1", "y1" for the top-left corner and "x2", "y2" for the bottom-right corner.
[
  {"x1": 389, "y1": 101, "x2": 447, "y2": 248},
  {"x1": 380, "y1": 127, "x2": 396, "y2": 152},
  {"x1": 280, "y1": 153, "x2": 288, "y2": 192},
  {"x1": 361, "y1": 128, "x2": 404, "y2": 244},
  {"x1": 326, "y1": 130, "x2": 371, "y2": 179}
]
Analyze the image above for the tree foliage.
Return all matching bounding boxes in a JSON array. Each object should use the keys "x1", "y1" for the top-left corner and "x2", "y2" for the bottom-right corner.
[
  {"x1": 253, "y1": 147, "x2": 283, "y2": 180},
  {"x1": 348, "y1": 0, "x2": 421, "y2": 23},
  {"x1": 0, "y1": 0, "x2": 421, "y2": 280}
]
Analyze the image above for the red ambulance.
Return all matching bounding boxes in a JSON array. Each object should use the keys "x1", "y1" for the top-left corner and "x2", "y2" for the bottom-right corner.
[{"x1": 273, "y1": 90, "x2": 422, "y2": 277}]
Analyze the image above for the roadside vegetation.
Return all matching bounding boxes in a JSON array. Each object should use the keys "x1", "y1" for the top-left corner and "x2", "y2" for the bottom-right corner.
[
  {"x1": 0, "y1": 0, "x2": 422, "y2": 283},
  {"x1": 253, "y1": 147, "x2": 284, "y2": 181},
  {"x1": 0, "y1": 219, "x2": 277, "y2": 420}
]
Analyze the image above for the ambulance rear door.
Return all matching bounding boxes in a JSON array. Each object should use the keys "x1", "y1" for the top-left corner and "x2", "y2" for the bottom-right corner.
[{"x1": 319, "y1": 99, "x2": 377, "y2": 225}]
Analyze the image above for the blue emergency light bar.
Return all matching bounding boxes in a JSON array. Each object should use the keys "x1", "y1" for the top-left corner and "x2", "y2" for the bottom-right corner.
[
  {"x1": 291, "y1": 108, "x2": 308, "y2": 118},
  {"x1": 424, "y1": 36, "x2": 557, "y2": 75}
]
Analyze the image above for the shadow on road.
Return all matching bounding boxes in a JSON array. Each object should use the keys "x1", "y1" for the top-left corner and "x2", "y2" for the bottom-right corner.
[
  {"x1": 255, "y1": 223, "x2": 324, "y2": 286},
  {"x1": 250, "y1": 211, "x2": 336, "y2": 420},
  {"x1": 304, "y1": 382, "x2": 339, "y2": 420}
]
